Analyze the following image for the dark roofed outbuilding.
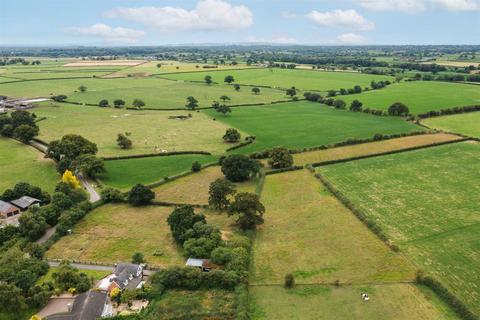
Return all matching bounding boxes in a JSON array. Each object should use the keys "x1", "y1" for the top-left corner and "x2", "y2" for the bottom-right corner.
[
  {"x1": 46, "y1": 290, "x2": 107, "y2": 320},
  {"x1": 0, "y1": 200, "x2": 20, "y2": 218},
  {"x1": 10, "y1": 196, "x2": 41, "y2": 211}
]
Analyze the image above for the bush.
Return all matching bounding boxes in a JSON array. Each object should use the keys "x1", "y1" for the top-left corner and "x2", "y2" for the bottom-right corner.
[
  {"x1": 268, "y1": 147, "x2": 293, "y2": 169},
  {"x1": 127, "y1": 184, "x2": 155, "y2": 206},
  {"x1": 132, "y1": 252, "x2": 145, "y2": 264},
  {"x1": 100, "y1": 187, "x2": 124, "y2": 203},
  {"x1": 191, "y1": 161, "x2": 201, "y2": 172},
  {"x1": 388, "y1": 102, "x2": 409, "y2": 116},
  {"x1": 223, "y1": 128, "x2": 241, "y2": 143},
  {"x1": 284, "y1": 273, "x2": 295, "y2": 288},
  {"x1": 221, "y1": 154, "x2": 260, "y2": 182}
]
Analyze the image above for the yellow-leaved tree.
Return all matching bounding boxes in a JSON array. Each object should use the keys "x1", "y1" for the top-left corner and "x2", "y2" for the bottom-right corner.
[{"x1": 62, "y1": 170, "x2": 80, "y2": 189}]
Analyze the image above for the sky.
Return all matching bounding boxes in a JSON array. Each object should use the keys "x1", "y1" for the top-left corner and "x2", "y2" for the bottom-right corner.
[{"x1": 0, "y1": 0, "x2": 479, "y2": 46}]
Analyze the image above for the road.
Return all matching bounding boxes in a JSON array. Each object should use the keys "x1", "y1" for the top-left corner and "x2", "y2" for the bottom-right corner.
[
  {"x1": 47, "y1": 261, "x2": 155, "y2": 275},
  {"x1": 77, "y1": 173, "x2": 101, "y2": 203}
]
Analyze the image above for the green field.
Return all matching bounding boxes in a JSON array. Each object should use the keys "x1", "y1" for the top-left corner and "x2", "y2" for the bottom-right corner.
[
  {"x1": 34, "y1": 102, "x2": 238, "y2": 157},
  {"x1": 342, "y1": 81, "x2": 480, "y2": 114},
  {"x1": 423, "y1": 112, "x2": 480, "y2": 137},
  {"x1": 0, "y1": 138, "x2": 58, "y2": 193},
  {"x1": 253, "y1": 170, "x2": 414, "y2": 285},
  {"x1": 100, "y1": 154, "x2": 217, "y2": 190},
  {"x1": 0, "y1": 77, "x2": 287, "y2": 108},
  {"x1": 250, "y1": 284, "x2": 459, "y2": 320},
  {"x1": 318, "y1": 142, "x2": 480, "y2": 314},
  {"x1": 162, "y1": 68, "x2": 393, "y2": 91},
  {"x1": 204, "y1": 101, "x2": 423, "y2": 154}
]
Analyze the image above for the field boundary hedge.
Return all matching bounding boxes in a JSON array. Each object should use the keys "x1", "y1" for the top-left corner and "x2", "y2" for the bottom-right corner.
[
  {"x1": 102, "y1": 151, "x2": 212, "y2": 161},
  {"x1": 415, "y1": 272, "x2": 478, "y2": 320},
  {"x1": 226, "y1": 140, "x2": 253, "y2": 152},
  {"x1": 265, "y1": 165, "x2": 304, "y2": 175},
  {"x1": 146, "y1": 161, "x2": 219, "y2": 189},
  {"x1": 149, "y1": 201, "x2": 208, "y2": 208},
  {"x1": 417, "y1": 105, "x2": 480, "y2": 119},
  {"x1": 310, "y1": 137, "x2": 469, "y2": 167}
]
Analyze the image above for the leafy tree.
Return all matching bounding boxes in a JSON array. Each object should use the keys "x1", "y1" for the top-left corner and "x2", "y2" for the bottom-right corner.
[
  {"x1": 99, "y1": 99, "x2": 109, "y2": 107},
  {"x1": 216, "y1": 104, "x2": 231, "y2": 116},
  {"x1": 220, "y1": 95, "x2": 230, "y2": 103},
  {"x1": 11, "y1": 110, "x2": 36, "y2": 128},
  {"x1": 185, "y1": 96, "x2": 199, "y2": 110},
  {"x1": 268, "y1": 147, "x2": 293, "y2": 169},
  {"x1": 221, "y1": 154, "x2": 260, "y2": 182},
  {"x1": 333, "y1": 99, "x2": 346, "y2": 109},
  {"x1": 167, "y1": 205, "x2": 206, "y2": 243},
  {"x1": 252, "y1": 87, "x2": 260, "y2": 95},
  {"x1": 14, "y1": 270, "x2": 36, "y2": 294},
  {"x1": 224, "y1": 75, "x2": 235, "y2": 84},
  {"x1": 204, "y1": 75, "x2": 213, "y2": 85},
  {"x1": 100, "y1": 187, "x2": 124, "y2": 203},
  {"x1": 72, "y1": 154, "x2": 105, "y2": 178},
  {"x1": 388, "y1": 102, "x2": 410, "y2": 116},
  {"x1": 353, "y1": 85, "x2": 362, "y2": 93},
  {"x1": 62, "y1": 170, "x2": 81, "y2": 189},
  {"x1": 212, "y1": 101, "x2": 220, "y2": 109},
  {"x1": 191, "y1": 161, "x2": 201, "y2": 172},
  {"x1": 223, "y1": 128, "x2": 241, "y2": 143},
  {"x1": 18, "y1": 212, "x2": 48, "y2": 241},
  {"x1": 327, "y1": 90, "x2": 337, "y2": 97},
  {"x1": 286, "y1": 87, "x2": 297, "y2": 97},
  {"x1": 127, "y1": 184, "x2": 155, "y2": 206},
  {"x1": 234, "y1": 84, "x2": 241, "y2": 91},
  {"x1": 47, "y1": 134, "x2": 97, "y2": 162},
  {"x1": 52, "y1": 261, "x2": 91, "y2": 293},
  {"x1": 132, "y1": 252, "x2": 145, "y2": 264},
  {"x1": 228, "y1": 192, "x2": 265, "y2": 230},
  {"x1": 208, "y1": 178, "x2": 236, "y2": 210},
  {"x1": 78, "y1": 85, "x2": 87, "y2": 93},
  {"x1": 0, "y1": 282, "x2": 26, "y2": 314},
  {"x1": 349, "y1": 99, "x2": 363, "y2": 112},
  {"x1": 13, "y1": 124, "x2": 39, "y2": 142},
  {"x1": 0, "y1": 124, "x2": 13, "y2": 137},
  {"x1": 113, "y1": 99, "x2": 126, "y2": 108},
  {"x1": 133, "y1": 99, "x2": 145, "y2": 109},
  {"x1": 52, "y1": 95, "x2": 68, "y2": 102},
  {"x1": 284, "y1": 273, "x2": 295, "y2": 288},
  {"x1": 117, "y1": 133, "x2": 133, "y2": 149}
]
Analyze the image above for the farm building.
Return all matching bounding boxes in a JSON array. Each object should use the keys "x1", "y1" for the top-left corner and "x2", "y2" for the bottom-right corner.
[
  {"x1": 98, "y1": 263, "x2": 144, "y2": 293},
  {"x1": 45, "y1": 290, "x2": 109, "y2": 320},
  {"x1": 10, "y1": 195, "x2": 41, "y2": 211},
  {"x1": 185, "y1": 258, "x2": 216, "y2": 272},
  {"x1": 0, "y1": 200, "x2": 20, "y2": 219}
]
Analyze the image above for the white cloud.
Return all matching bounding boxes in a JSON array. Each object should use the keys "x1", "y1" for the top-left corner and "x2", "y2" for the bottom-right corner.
[
  {"x1": 354, "y1": 0, "x2": 480, "y2": 13},
  {"x1": 106, "y1": 0, "x2": 253, "y2": 32},
  {"x1": 336, "y1": 33, "x2": 368, "y2": 44},
  {"x1": 246, "y1": 35, "x2": 298, "y2": 44},
  {"x1": 64, "y1": 24, "x2": 145, "y2": 43},
  {"x1": 306, "y1": 9, "x2": 375, "y2": 31}
]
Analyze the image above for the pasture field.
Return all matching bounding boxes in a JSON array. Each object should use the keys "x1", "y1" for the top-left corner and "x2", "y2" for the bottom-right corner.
[
  {"x1": 34, "y1": 102, "x2": 238, "y2": 157},
  {"x1": 318, "y1": 142, "x2": 480, "y2": 314},
  {"x1": 162, "y1": 68, "x2": 393, "y2": 91},
  {"x1": 252, "y1": 170, "x2": 414, "y2": 285},
  {"x1": 204, "y1": 101, "x2": 423, "y2": 154},
  {"x1": 0, "y1": 138, "x2": 58, "y2": 193},
  {"x1": 153, "y1": 165, "x2": 256, "y2": 205},
  {"x1": 250, "y1": 284, "x2": 459, "y2": 320},
  {"x1": 0, "y1": 77, "x2": 287, "y2": 108},
  {"x1": 144, "y1": 289, "x2": 236, "y2": 320},
  {"x1": 423, "y1": 112, "x2": 480, "y2": 138},
  {"x1": 100, "y1": 154, "x2": 217, "y2": 190},
  {"x1": 293, "y1": 133, "x2": 461, "y2": 166},
  {"x1": 342, "y1": 81, "x2": 480, "y2": 114},
  {"x1": 46, "y1": 204, "x2": 234, "y2": 267}
]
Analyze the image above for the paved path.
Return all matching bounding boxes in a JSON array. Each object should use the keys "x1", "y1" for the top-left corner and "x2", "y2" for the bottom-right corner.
[
  {"x1": 77, "y1": 173, "x2": 101, "y2": 203},
  {"x1": 29, "y1": 139, "x2": 48, "y2": 153},
  {"x1": 47, "y1": 261, "x2": 155, "y2": 275},
  {"x1": 36, "y1": 226, "x2": 57, "y2": 244}
]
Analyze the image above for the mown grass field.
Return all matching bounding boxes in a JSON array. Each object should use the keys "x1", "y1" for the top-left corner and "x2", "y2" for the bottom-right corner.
[
  {"x1": 34, "y1": 103, "x2": 237, "y2": 157},
  {"x1": 205, "y1": 101, "x2": 423, "y2": 154},
  {"x1": 342, "y1": 81, "x2": 480, "y2": 114},
  {"x1": 0, "y1": 138, "x2": 58, "y2": 193},
  {"x1": 162, "y1": 68, "x2": 393, "y2": 91},
  {"x1": 423, "y1": 112, "x2": 480, "y2": 138},
  {"x1": 144, "y1": 289, "x2": 236, "y2": 320},
  {"x1": 250, "y1": 284, "x2": 459, "y2": 320},
  {"x1": 318, "y1": 142, "x2": 480, "y2": 314},
  {"x1": 0, "y1": 77, "x2": 287, "y2": 108},
  {"x1": 293, "y1": 133, "x2": 461, "y2": 166},
  {"x1": 153, "y1": 165, "x2": 256, "y2": 205},
  {"x1": 252, "y1": 170, "x2": 415, "y2": 285},
  {"x1": 46, "y1": 204, "x2": 234, "y2": 267},
  {"x1": 100, "y1": 154, "x2": 217, "y2": 190},
  {"x1": 36, "y1": 267, "x2": 110, "y2": 285}
]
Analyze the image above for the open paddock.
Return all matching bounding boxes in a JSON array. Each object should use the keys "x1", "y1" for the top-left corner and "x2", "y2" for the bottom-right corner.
[{"x1": 423, "y1": 112, "x2": 480, "y2": 138}]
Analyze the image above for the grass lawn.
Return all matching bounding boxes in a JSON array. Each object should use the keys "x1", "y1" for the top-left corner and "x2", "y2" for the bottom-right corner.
[
  {"x1": 342, "y1": 81, "x2": 480, "y2": 114},
  {"x1": 34, "y1": 102, "x2": 238, "y2": 157},
  {"x1": 318, "y1": 142, "x2": 480, "y2": 314},
  {"x1": 423, "y1": 112, "x2": 480, "y2": 138},
  {"x1": 252, "y1": 170, "x2": 414, "y2": 285},
  {"x1": 100, "y1": 154, "x2": 217, "y2": 190},
  {"x1": 45, "y1": 204, "x2": 234, "y2": 267},
  {"x1": 36, "y1": 267, "x2": 110, "y2": 285},
  {"x1": 250, "y1": 284, "x2": 459, "y2": 320},
  {"x1": 0, "y1": 138, "x2": 58, "y2": 193},
  {"x1": 153, "y1": 165, "x2": 256, "y2": 205},
  {"x1": 293, "y1": 133, "x2": 461, "y2": 166},
  {"x1": 0, "y1": 77, "x2": 287, "y2": 108},
  {"x1": 143, "y1": 289, "x2": 236, "y2": 320},
  {"x1": 204, "y1": 101, "x2": 423, "y2": 154},
  {"x1": 162, "y1": 68, "x2": 393, "y2": 91}
]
